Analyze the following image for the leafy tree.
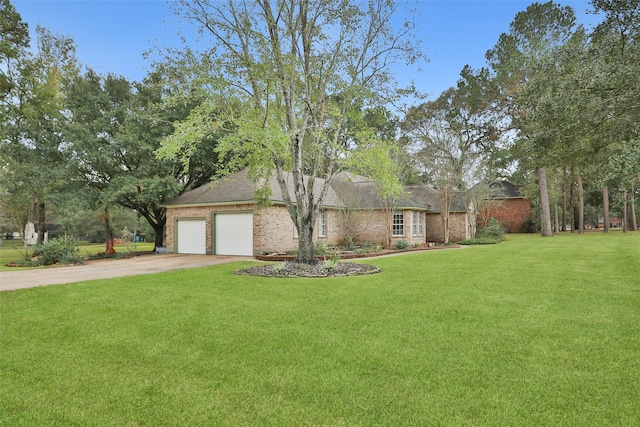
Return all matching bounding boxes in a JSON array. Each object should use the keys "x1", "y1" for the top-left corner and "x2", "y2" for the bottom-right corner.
[
  {"x1": 402, "y1": 101, "x2": 482, "y2": 244},
  {"x1": 486, "y1": 1, "x2": 581, "y2": 237},
  {"x1": 0, "y1": 0, "x2": 29, "y2": 99},
  {"x1": 160, "y1": 0, "x2": 422, "y2": 264},
  {"x1": 588, "y1": 0, "x2": 640, "y2": 231},
  {"x1": 65, "y1": 66, "x2": 226, "y2": 249},
  {"x1": 0, "y1": 26, "x2": 77, "y2": 244}
]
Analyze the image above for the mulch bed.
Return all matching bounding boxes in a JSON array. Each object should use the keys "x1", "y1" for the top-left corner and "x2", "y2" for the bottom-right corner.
[
  {"x1": 238, "y1": 244, "x2": 460, "y2": 278},
  {"x1": 235, "y1": 261, "x2": 381, "y2": 278}
]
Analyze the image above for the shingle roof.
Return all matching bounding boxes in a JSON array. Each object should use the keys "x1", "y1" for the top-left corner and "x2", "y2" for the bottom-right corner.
[
  {"x1": 164, "y1": 168, "x2": 470, "y2": 213},
  {"x1": 163, "y1": 168, "x2": 343, "y2": 207},
  {"x1": 489, "y1": 181, "x2": 523, "y2": 199}
]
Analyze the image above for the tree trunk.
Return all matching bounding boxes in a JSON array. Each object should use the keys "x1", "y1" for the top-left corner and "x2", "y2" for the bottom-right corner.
[
  {"x1": 37, "y1": 201, "x2": 46, "y2": 244},
  {"x1": 296, "y1": 218, "x2": 316, "y2": 264},
  {"x1": 562, "y1": 184, "x2": 567, "y2": 232},
  {"x1": 441, "y1": 212, "x2": 450, "y2": 244},
  {"x1": 151, "y1": 213, "x2": 165, "y2": 249},
  {"x1": 104, "y1": 206, "x2": 116, "y2": 254},
  {"x1": 623, "y1": 190, "x2": 628, "y2": 233},
  {"x1": 630, "y1": 182, "x2": 638, "y2": 231},
  {"x1": 603, "y1": 186, "x2": 610, "y2": 233},
  {"x1": 577, "y1": 174, "x2": 584, "y2": 234},
  {"x1": 553, "y1": 170, "x2": 559, "y2": 233},
  {"x1": 569, "y1": 182, "x2": 575, "y2": 233},
  {"x1": 538, "y1": 167, "x2": 553, "y2": 237}
]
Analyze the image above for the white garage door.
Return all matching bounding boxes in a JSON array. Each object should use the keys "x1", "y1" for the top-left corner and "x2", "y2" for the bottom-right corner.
[
  {"x1": 215, "y1": 213, "x2": 253, "y2": 256},
  {"x1": 176, "y1": 219, "x2": 207, "y2": 254}
]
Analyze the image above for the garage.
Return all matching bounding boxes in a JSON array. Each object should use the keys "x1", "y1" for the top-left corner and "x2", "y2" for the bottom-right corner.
[
  {"x1": 214, "y1": 212, "x2": 253, "y2": 256},
  {"x1": 176, "y1": 219, "x2": 207, "y2": 254}
]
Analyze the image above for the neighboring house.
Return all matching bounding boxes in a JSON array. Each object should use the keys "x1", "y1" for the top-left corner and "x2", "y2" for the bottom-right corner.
[
  {"x1": 162, "y1": 169, "x2": 474, "y2": 256},
  {"x1": 478, "y1": 181, "x2": 531, "y2": 233}
]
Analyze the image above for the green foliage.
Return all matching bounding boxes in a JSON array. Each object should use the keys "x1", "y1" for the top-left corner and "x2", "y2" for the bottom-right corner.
[
  {"x1": 522, "y1": 218, "x2": 538, "y2": 233},
  {"x1": 393, "y1": 240, "x2": 409, "y2": 250},
  {"x1": 271, "y1": 261, "x2": 287, "y2": 272},
  {"x1": 324, "y1": 253, "x2": 340, "y2": 270},
  {"x1": 458, "y1": 237, "x2": 501, "y2": 245},
  {"x1": 31, "y1": 236, "x2": 81, "y2": 265},
  {"x1": 476, "y1": 218, "x2": 506, "y2": 240},
  {"x1": 314, "y1": 241, "x2": 327, "y2": 255},
  {"x1": 0, "y1": 0, "x2": 30, "y2": 98}
]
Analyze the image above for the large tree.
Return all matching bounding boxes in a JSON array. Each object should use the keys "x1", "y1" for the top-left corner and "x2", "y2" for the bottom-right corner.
[
  {"x1": 160, "y1": 0, "x2": 421, "y2": 264},
  {"x1": 0, "y1": 26, "x2": 77, "y2": 243},
  {"x1": 486, "y1": 1, "x2": 581, "y2": 237},
  {"x1": 65, "y1": 67, "x2": 225, "y2": 249},
  {"x1": 0, "y1": 0, "x2": 29, "y2": 99},
  {"x1": 402, "y1": 101, "x2": 482, "y2": 244}
]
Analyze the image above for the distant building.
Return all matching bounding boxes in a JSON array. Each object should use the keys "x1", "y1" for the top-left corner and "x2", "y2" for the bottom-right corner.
[{"x1": 479, "y1": 181, "x2": 532, "y2": 233}]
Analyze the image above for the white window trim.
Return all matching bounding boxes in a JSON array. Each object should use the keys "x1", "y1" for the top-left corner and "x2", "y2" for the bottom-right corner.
[
  {"x1": 392, "y1": 210, "x2": 404, "y2": 236},
  {"x1": 412, "y1": 211, "x2": 424, "y2": 236},
  {"x1": 319, "y1": 209, "x2": 327, "y2": 237}
]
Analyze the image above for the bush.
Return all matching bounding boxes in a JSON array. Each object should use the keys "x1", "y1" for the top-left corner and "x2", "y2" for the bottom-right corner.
[
  {"x1": 522, "y1": 218, "x2": 537, "y2": 233},
  {"x1": 393, "y1": 240, "x2": 409, "y2": 250},
  {"x1": 32, "y1": 237, "x2": 82, "y2": 266},
  {"x1": 476, "y1": 218, "x2": 505, "y2": 240},
  {"x1": 314, "y1": 241, "x2": 327, "y2": 255},
  {"x1": 458, "y1": 237, "x2": 501, "y2": 245},
  {"x1": 324, "y1": 253, "x2": 340, "y2": 270}
]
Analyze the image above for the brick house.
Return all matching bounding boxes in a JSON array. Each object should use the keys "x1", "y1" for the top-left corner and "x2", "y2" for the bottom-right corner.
[
  {"x1": 478, "y1": 181, "x2": 531, "y2": 233},
  {"x1": 163, "y1": 169, "x2": 474, "y2": 255}
]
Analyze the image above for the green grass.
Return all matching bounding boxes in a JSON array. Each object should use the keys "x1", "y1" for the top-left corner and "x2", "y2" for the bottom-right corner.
[
  {"x1": 1, "y1": 232, "x2": 639, "y2": 426},
  {"x1": 0, "y1": 242, "x2": 154, "y2": 271}
]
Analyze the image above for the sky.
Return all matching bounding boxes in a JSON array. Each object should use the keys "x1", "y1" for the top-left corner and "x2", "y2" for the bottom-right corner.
[{"x1": 14, "y1": 0, "x2": 599, "y2": 100}]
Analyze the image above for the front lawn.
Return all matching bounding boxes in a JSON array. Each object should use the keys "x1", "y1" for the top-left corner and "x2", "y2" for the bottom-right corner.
[{"x1": 1, "y1": 232, "x2": 639, "y2": 425}]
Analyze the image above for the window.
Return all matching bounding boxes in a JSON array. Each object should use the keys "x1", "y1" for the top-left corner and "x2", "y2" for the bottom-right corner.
[
  {"x1": 413, "y1": 211, "x2": 424, "y2": 236},
  {"x1": 392, "y1": 210, "x2": 404, "y2": 236},
  {"x1": 319, "y1": 209, "x2": 327, "y2": 237}
]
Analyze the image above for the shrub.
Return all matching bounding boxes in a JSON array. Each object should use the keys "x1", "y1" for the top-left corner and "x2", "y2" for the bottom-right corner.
[
  {"x1": 458, "y1": 237, "x2": 501, "y2": 245},
  {"x1": 324, "y1": 253, "x2": 340, "y2": 270},
  {"x1": 393, "y1": 240, "x2": 409, "y2": 250},
  {"x1": 314, "y1": 241, "x2": 327, "y2": 255},
  {"x1": 522, "y1": 218, "x2": 537, "y2": 233},
  {"x1": 32, "y1": 237, "x2": 82, "y2": 266},
  {"x1": 476, "y1": 218, "x2": 505, "y2": 240}
]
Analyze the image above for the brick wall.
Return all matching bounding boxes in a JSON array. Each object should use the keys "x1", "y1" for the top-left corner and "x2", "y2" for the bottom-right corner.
[
  {"x1": 426, "y1": 212, "x2": 471, "y2": 243},
  {"x1": 480, "y1": 198, "x2": 532, "y2": 232},
  {"x1": 348, "y1": 209, "x2": 427, "y2": 248},
  {"x1": 166, "y1": 203, "x2": 346, "y2": 255},
  {"x1": 165, "y1": 203, "x2": 255, "y2": 254},
  {"x1": 167, "y1": 202, "x2": 472, "y2": 253}
]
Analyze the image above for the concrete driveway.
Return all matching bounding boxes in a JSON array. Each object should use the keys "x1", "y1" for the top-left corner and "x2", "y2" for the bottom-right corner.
[{"x1": 0, "y1": 254, "x2": 253, "y2": 291}]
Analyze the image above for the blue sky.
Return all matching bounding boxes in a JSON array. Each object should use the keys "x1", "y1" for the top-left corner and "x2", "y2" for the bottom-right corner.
[{"x1": 15, "y1": 0, "x2": 598, "y2": 100}]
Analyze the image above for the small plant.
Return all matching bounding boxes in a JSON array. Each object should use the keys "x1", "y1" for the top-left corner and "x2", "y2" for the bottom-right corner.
[
  {"x1": 314, "y1": 241, "x2": 327, "y2": 255},
  {"x1": 324, "y1": 253, "x2": 340, "y2": 270},
  {"x1": 31, "y1": 237, "x2": 82, "y2": 266},
  {"x1": 476, "y1": 218, "x2": 505, "y2": 240},
  {"x1": 413, "y1": 242, "x2": 420, "y2": 248},
  {"x1": 271, "y1": 261, "x2": 287, "y2": 272},
  {"x1": 393, "y1": 240, "x2": 409, "y2": 250}
]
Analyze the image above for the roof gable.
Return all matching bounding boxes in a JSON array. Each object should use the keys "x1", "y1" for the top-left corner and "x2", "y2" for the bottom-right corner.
[
  {"x1": 164, "y1": 168, "x2": 469, "y2": 213},
  {"x1": 490, "y1": 181, "x2": 524, "y2": 198}
]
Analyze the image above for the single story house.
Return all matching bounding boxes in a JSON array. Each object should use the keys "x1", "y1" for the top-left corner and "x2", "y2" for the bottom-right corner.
[
  {"x1": 162, "y1": 169, "x2": 474, "y2": 256},
  {"x1": 478, "y1": 181, "x2": 531, "y2": 233}
]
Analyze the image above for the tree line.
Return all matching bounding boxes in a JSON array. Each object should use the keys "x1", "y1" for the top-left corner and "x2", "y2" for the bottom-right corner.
[{"x1": 1, "y1": 0, "x2": 638, "y2": 262}]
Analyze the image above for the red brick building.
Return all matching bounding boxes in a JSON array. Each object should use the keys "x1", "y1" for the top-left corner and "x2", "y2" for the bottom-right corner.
[{"x1": 478, "y1": 181, "x2": 532, "y2": 233}]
